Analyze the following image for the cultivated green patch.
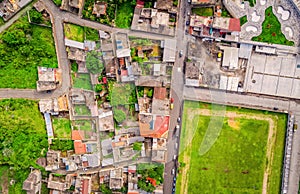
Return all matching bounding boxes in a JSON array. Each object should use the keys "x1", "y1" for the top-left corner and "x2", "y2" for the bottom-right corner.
[
  {"x1": 74, "y1": 104, "x2": 91, "y2": 116},
  {"x1": 0, "y1": 14, "x2": 57, "y2": 88},
  {"x1": 192, "y1": 7, "x2": 213, "y2": 16},
  {"x1": 64, "y1": 23, "x2": 84, "y2": 42},
  {"x1": 176, "y1": 101, "x2": 286, "y2": 194},
  {"x1": 84, "y1": 27, "x2": 99, "y2": 41},
  {"x1": 252, "y1": 7, "x2": 294, "y2": 46},
  {"x1": 115, "y1": 1, "x2": 135, "y2": 28},
  {"x1": 0, "y1": 99, "x2": 48, "y2": 193},
  {"x1": 52, "y1": 117, "x2": 72, "y2": 139},
  {"x1": 73, "y1": 73, "x2": 93, "y2": 91},
  {"x1": 74, "y1": 120, "x2": 92, "y2": 131}
]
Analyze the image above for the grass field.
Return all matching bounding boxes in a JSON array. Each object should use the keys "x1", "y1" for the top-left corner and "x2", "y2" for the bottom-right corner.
[
  {"x1": 252, "y1": 7, "x2": 294, "y2": 46},
  {"x1": 52, "y1": 117, "x2": 71, "y2": 139},
  {"x1": 115, "y1": 2, "x2": 134, "y2": 28},
  {"x1": 74, "y1": 105, "x2": 91, "y2": 116},
  {"x1": 0, "y1": 14, "x2": 57, "y2": 88},
  {"x1": 74, "y1": 120, "x2": 92, "y2": 131},
  {"x1": 240, "y1": 15, "x2": 248, "y2": 26},
  {"x1": 192, "y1": 7, "x2": 213, "y2": 16},
  {"x1": 73, "y1": 73, "x2": 93, "y2": 90},
  {"x1": 84, "y1": 27, "x2": 99, "y2": 41},
  {"x1": 176, "y1": 101, "x2": 286, "y2": 194},
  {"x1": 64, "y1": 23, "x2": 84, "y2": 42}
]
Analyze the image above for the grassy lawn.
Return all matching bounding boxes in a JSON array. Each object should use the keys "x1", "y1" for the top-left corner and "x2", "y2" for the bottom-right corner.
[
  {"x1": 115, "y1": 1, "x2": 134, "y2": 28},
  {"x1": 240, "y1": 15, "x2": 248, "y2": 26},
  {"x1": 74, "y1": 105, "x2": 91, "y2": 116},
  {"x1": 64, "y1": 23, "x2": 84, "y2": 42},
  {"x1": 74, "y1": 120, "x2": 92, "y2": 131},
  {"x1": 0, "y1": 14, "x2": 57, "y2": 89},
  {"x1": 0, "y1": 99, "x2": 48, "y2": 193},
  {"x1": 73, "y1": 73, "x2": 93, "y2": 90},
  {"x1": 192, "y1": 7, "x2": 213, "y2": 16},
  {"x1": 52, "y1": 117, "x2": 71, "y2": 139},
  {"x1": 176, "y1": 101, "x2": 286, "y2": 194},
  {"x1": 252, "y1": 7, "x2": 294, "y2": 46},
  {"x1": 84, "y1": 27, "x2": 99, "y2": 41}
]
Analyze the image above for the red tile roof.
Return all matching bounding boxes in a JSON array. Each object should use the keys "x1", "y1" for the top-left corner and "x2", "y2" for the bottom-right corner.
[
  {"x1": 74, "y1": 141, "x2": 86, "y2": 154},
  {"x1": 72, "y1": 130, "x2": 83, "y2": 140},
  {"x1": 81, "y1": 179, "x2": 89, "y2": 194},
  {"x1": 229, "y1": 18, "x2": 241, "y2": 32},
  {"x1": 136, "y1": 0, "x2": 144, "y2": 7},
  {"x1": 153, "y1": 115, "x2": 169, "y2": 138},
  {"x1": 153, "y1": 87, "x2": 167, "y2": 100},
  {"x1": 146, "y1": 177, "x2": 157, "y2": 186}
]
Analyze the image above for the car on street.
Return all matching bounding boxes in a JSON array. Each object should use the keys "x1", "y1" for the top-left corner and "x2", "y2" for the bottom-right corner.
[
  {"x1": 170, "y1": 103, "x2": 174, "y2": 110},
  {"x1": 179, "y1": 50, "x2": 183, "y2": 57},
  {"x1": 172, "y1": 168, "x2": 175, "y2": 175},
  {"x1": 175, "y1": 143, "x2": 178, "y2": 149},
  {"x1": 186, "y1": 20, "x2": 190, "y2": 26},
  {"x1": 177, "y1": 117, "x2": 181, "y2": 123},
  {"x1": 176, "y1": 124, "x2": 180, "y2": 130}
]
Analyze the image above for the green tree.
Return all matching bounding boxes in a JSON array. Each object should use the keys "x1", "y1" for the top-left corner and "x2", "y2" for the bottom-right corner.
[
  {"x1": 86, "y1": 50, "x2": 104, "y2": 74},
  {"x1": 29, "y1": 9, "x2": 43, "y2": 24},
  {"x1": 113, "y1": 109, "x2": 126, "y2": 123},
  {"x1": 147, "y1": 88, "x2": 153, "y2": 98},
  {"x1": 133, "y1": 142, "x2": 142, "y2": 151},
  {"x1": 95, "y1": 84, "x2": 104, "y2": 93},
  {"x1": 50, "y1": 139, "x2": 74, "y2": 151},
  {"x1": 99, "y1": 184, "x2": 112, "y2": 194}
]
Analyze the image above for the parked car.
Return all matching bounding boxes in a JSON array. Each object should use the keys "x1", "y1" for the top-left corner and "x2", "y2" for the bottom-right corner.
[
  {"x1": 173, "y1": 155, "x2": 177, "y2": 160},
  {"x1": 179, "y1": 50, "x2": 183, "y2": 57},
  {"x1": 186, "y1": 20, "x2": 190, "y2": 26},
  {"x1": 170, "y1": 103, "x2": 174, "y2": 110},
  {"x1": 170, "y1": 97, "x2": 174, "y2": 103},
  {"x1": 176, "y1": 124, "x2": 180, "y2": 130},
  {"x1": 172, "y1": 168, "x2": 175, "y2": 175},
  {"x1": 177, "y1": 117, "x2": 181, "y2": 123}
]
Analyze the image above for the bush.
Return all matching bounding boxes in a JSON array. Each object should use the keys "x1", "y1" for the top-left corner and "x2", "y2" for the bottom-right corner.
[
  {"x1": 147, "y1": 88, "x2": 153, "y2": 98},
  {"x1": 50, "y1": 139, "x2": 74, "y2": 151},
  {"x1": 95, "y1": 84, "x2": 104, "y2": 92},
  {"x1": 133, "y1": 142, "x2": 142, "y2": 151},
  {"x1": 113, "y1": 109, "x2": 126, "y2": 123}
]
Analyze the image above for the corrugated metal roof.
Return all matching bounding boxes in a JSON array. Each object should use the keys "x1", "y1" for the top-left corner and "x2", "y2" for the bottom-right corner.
[{"x1": 44, "y1": 113, "x2": 53, "y2": 137}]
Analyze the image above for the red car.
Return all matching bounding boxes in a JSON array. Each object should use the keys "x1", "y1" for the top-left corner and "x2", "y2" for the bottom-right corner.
[{"x1": 170, "y1": 98, "x2": 174, "y2": 103}]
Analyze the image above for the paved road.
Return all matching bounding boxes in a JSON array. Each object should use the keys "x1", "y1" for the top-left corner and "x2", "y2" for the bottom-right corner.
[{"x1": 163, "y1": 0, "x2": 191, "y2": 193}]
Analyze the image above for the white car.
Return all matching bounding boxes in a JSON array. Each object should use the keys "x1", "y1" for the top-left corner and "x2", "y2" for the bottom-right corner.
[
  {"x1": 176, "y1": 124, "x2": 180, "y2": 130},
  {"x1": 172, "y1": 168, "x2": 175, "y2": 175}
]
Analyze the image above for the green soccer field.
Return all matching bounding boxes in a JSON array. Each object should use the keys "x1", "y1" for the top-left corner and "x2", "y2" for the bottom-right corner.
[{"x1": 176, "y1": 101, "x2": 287, "y2": 194}]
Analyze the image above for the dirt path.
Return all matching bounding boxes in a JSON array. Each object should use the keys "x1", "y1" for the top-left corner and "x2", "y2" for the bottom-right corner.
[{"x1": 180, "y1": 108, "x2": 276, "y2": 194}]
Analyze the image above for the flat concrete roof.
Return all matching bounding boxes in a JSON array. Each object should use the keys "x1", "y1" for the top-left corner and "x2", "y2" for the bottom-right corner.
[
  {"x1": 244, "y1": 53, "x2": 300, "y2": 99},
  {"x1": 221, "y1": 46, "x2": 239, "y2": 69},
  {"x1": 264, "y1": 56, "x2": 281, "y2": 75},
  {"x1": 239, "y1": 43, "x2": 253, "y2": 59},
  {"x1": 163, "y1": 39, "x2": 176, "y2": 62},
  {"x1": 261, "y1": 75, "x2": 278, "y2": 95}
]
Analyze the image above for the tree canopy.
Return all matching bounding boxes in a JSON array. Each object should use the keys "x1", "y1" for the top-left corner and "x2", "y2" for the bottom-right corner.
[
  {"x1": 86, "y1": 50, "x2": 104, "y2": 74},
  {"x1": 0, "y1": 99, "x2": 48, "y2": 192}
]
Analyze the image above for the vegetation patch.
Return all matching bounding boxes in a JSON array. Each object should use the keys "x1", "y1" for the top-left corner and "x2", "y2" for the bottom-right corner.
[
  {"x1": 52, "y1": 117, "x2": 71, "y2": 139},
  {"x1": 50, "y1": 139, "x2": 74, "y2": 151},
  {"x1": 0, "y1": 14, "x2": 57, "y2": 88},
  {"x1": 74, "y1": 120, "x2": 92, "y2": 131},
  {"x1": 192, "y1": 7, "x2": 213, "y2": 16},
  {"x1": 0, "y1": 99, "x2": 48, "y2": 193},
  {"x1": 52, "y1": 0, "x2": 62, "y2": 6},
  {"x1": 137, "y1": 163, "x2": 164, "y2": 192},
  {"x1": 245, "y1": 0, "x2": 256, "y2": 7},
  {"x1": 73, "y1": 73, "x2": 93, "y2": 91},
  {"x1": 74, "y1": 104, "x2": 91, "y2": 116},
  {"x1": 176, "y1": 101, "x2": 286, "y2": 194},
  {"x1": 84, "y1": 27, "x2": 99, "y2": 41},
  {"x1": 64, "y1": 23, "x2": 84, "y2": 42},
  {"x1": 240, "y1": 15, "x2": 248, "y2": 26},
  {"x1": 86, "y1": 51, "x2": 104, "y2": 74},
  {"x1": 252, "y1": 7, "x2": 294, "y2": 46},
  {"x1": 115, "y1": 1, "x2": 135, "y2": 28},
  {"x1": 82, "y1": 0, "x2": 116, "y2": 26}
]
